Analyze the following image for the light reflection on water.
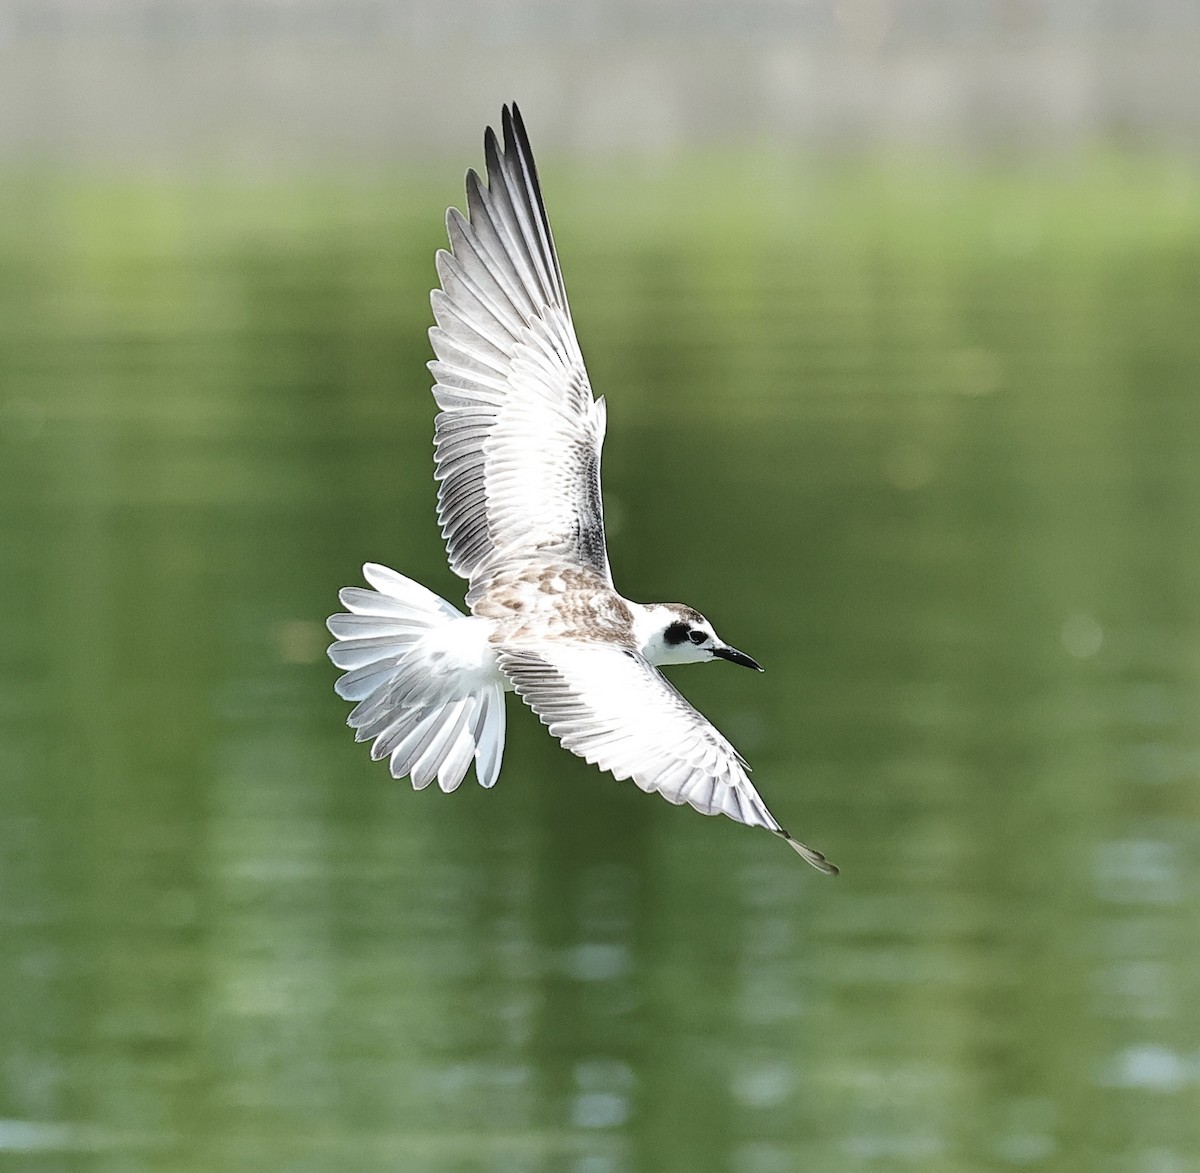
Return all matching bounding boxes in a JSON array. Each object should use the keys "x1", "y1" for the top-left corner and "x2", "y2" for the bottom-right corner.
[{"x1": 1, "y1": 161, "x2": 1198, "y2": 1170}]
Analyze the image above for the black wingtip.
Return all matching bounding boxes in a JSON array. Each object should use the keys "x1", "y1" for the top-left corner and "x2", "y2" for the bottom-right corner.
[
  {"x1": 501, "y1": 103, "x2": 515, "y2": 152},
  {"x1": 482, "y1": 122, "x2": 502, "y2": 181},
  {"x1": 496, "y1": 102, "x2": 533, "y2": 166},
  {"x1": 484, "y1": 104, "x2": 534, "y2": 189},
  {"x1": 775, "y1": 829, "x2": 839, "y2": 875},
  {"x1": 510, "y1": 102, "x2": 529, "y2": 149}
]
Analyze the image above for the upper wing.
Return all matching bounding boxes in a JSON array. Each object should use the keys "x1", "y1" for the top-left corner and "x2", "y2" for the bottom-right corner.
[
  {"x1": 429, "y1": 104, "x2": 611, "y2": 605},
  {"x1": 499, "y1": 642, "x2": 837, "y2": 873}
]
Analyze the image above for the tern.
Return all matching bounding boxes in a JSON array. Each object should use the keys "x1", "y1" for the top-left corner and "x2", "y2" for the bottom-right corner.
[{"x1": 327, "y1": 104, "x2": 836, "y2": 873}]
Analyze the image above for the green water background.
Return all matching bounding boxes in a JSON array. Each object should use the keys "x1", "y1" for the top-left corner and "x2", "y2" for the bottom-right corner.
[{"x1": 1, "y1": 154, "x2": 1198, "y2": 1170}]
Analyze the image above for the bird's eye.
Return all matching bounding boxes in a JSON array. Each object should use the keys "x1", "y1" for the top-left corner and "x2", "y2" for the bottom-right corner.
[{"x1": 688, "y1": 629, "x2": 706, "y2": 645}]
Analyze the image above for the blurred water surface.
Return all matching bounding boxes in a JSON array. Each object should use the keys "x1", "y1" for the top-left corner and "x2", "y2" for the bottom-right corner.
[{"x1": 1, "y1": 157, "x2": 1199, "y2": 1171}]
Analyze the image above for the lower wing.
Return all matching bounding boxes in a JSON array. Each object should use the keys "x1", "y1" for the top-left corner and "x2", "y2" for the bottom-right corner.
[{"x1": 498, "y1": 640, "x2": 836, "y2": 873}]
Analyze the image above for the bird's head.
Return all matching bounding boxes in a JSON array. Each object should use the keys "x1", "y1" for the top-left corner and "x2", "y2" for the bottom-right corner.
[{"x1": 634, "y1": 603, "x2": 763, "y2": 671}]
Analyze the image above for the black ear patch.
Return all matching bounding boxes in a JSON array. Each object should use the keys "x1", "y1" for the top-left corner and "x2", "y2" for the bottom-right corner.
[{"x1": 663, "y1": 620, "x2": 690, "y2": 646}]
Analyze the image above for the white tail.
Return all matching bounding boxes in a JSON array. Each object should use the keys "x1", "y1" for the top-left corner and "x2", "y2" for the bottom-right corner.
[{"x1": 326, "y1": 563, "x2": 506, "y2": 792}]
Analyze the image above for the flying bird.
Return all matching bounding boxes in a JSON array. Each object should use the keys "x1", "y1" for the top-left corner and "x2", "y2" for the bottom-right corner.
[{"x1": 327, "y1": 104, "x2": 836, "y2": 873}]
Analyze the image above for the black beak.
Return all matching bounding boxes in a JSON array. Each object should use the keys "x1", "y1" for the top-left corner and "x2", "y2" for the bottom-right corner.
[{"x1": 713, "y1": 644, "x2": 764, "y2": 672}]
